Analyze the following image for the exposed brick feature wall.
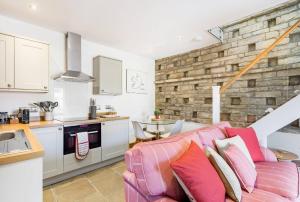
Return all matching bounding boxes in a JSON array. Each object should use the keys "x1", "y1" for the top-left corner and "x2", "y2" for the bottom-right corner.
[{"x1": 155, "y1": 1, "x2": 300, "y2": 126}]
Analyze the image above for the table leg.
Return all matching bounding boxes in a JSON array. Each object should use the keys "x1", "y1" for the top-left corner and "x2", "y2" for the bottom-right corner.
[{"x1": 156, "y1": 123, "x2": 160, "y2": 139}]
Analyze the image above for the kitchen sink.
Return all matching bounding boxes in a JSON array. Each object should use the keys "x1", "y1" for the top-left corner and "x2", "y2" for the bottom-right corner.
[
  {"x1": 0, "y1": 132, "x2": 15, "y2": 141},
  {"x1": 0, "y1": 130, "x2": 32, "y2": 154}
]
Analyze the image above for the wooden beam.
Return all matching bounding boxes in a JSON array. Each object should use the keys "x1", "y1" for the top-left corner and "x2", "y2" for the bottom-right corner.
[{"x1": 220, "y1": 19, "x2": 300, "y2": 93}]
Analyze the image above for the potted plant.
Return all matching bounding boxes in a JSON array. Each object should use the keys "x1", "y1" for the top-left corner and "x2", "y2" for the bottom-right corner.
[{"x1": 154, "y1": 109, "x2": 161, "y2": 120}]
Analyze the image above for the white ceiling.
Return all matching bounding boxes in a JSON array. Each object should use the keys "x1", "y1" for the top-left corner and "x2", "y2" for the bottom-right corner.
[{"x1": 0, "y1": 0, "x2": 290, "y2": 59}]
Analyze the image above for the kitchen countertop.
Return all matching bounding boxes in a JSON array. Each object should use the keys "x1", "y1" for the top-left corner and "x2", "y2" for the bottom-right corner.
[
  {"x1": 61, "y1": 116, "x2": 130, "y2": 126},
  {"x1": 29, "y1": 120, "x2": 63, "y2": 129},
  {"x1": 0, "y1": 116, "x2": 129, "y2": 165},
  {"x1": 0, "y1": 124, "x2": 44, "y2": 165}
]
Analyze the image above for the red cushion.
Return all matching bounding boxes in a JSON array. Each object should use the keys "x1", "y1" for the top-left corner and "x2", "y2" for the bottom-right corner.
[
  {"x1": 225, "y1": 127, "x2": 264, "y2": 162},
  {"x1": 170, "y1": 141, "x2": 225, "y2": 202}
]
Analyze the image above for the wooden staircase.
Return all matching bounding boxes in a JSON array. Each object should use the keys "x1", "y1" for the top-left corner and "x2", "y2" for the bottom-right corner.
[
  {"x1": 212, "y1": 18, "x2": 300, "y2": 145},
  {"x1": 220, "y1": 19, "x2": 300, "y2": 94}
]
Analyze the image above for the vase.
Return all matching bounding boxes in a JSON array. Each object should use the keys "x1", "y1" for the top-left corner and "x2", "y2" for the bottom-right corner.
[{"x1": 45, "y1": 112, "x2": 54, "y2": 121}]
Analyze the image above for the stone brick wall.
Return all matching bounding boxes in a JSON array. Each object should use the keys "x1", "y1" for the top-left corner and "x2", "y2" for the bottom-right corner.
[{"x1": 155, "y1": 1, "x2": 300, "y2": 126}]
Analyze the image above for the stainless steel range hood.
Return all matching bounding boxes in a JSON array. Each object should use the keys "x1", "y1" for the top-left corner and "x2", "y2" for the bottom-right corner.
[{"x1": 54, "y1": 32, "x2": 95, "y2": 82}]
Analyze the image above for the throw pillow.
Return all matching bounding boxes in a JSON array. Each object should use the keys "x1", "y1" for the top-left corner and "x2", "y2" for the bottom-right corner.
[
  {"x1": 206, "y1": 146, "x2": 242, "y2": 202},
  {"x1": 223, "y1": 144, "x2": 257, "y2": 193},
  {"x1": 215, "y1": 136, "x2": 255, "y2": 168},
  {"x1": 171, "y1": 141, "x2": 225, "y2": 202},
  {"x1": 225, "y1": 127, "x2": 264, "y2": 162}
]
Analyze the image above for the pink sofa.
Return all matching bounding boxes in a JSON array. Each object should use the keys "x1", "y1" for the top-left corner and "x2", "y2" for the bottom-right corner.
[{"x1": 123, "y1": 122, "x2": 300, "y2": 202}]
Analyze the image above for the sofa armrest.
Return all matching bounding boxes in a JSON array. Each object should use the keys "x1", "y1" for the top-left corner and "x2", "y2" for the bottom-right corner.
[
  {"x1": 260, "y1": 147, "x2": 277, "y2": 162},
  {"x1": 123, "y1": 170, "x2": 149, "y2": 202}
]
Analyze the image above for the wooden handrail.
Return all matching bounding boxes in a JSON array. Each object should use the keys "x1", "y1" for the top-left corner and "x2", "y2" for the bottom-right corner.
[{"x1": 220, "y1": 19, "x2": 300, "y2": 93}]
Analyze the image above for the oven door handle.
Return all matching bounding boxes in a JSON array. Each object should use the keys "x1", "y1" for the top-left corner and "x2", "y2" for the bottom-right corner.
[{"x1": 69, "y1": 131, "x2": 99, "y2": 137}]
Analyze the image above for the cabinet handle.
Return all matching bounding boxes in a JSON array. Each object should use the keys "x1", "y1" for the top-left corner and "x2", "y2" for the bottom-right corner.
[
  {"x1": 58, "y1": 127, "x2": 62, "y2": 131},
  {"x1": 44, "y1": 86, "x2": 48, "y2": 89},
  {"x1": 102, "y1": 123, "x2": 105, "y2": 126},
  {"x1": 7, "y1": 84, "x2": 11, "y2": 88}
]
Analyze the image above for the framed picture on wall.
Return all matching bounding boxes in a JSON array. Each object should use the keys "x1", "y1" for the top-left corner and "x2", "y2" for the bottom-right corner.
[{"x1": 126, "y1": 69, "x2": 147, "y2": 94}]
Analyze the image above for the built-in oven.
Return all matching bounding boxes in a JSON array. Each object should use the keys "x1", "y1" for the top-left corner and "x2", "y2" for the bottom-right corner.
[{"x1": 63, "y1": 123, "x2": 101, "y2": 155}]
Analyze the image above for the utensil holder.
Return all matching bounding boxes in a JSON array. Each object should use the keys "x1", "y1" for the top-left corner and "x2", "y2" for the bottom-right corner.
[{"x1": 45, "y1": 112, "x2": 54, "y2": 121}]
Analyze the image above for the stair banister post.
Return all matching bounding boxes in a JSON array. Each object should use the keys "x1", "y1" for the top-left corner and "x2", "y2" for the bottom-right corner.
[{"x1": 212, "y1": 86, "x2": 221, "y2": 123}]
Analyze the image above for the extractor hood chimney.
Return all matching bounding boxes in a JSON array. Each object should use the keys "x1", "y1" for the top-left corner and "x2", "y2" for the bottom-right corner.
[{"x1": 53, "y1": 32, "x2": 95, "y2": 82}]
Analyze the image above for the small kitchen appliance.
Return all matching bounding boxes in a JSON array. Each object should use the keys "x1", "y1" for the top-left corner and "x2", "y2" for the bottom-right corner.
[
  {"x1": 19, "y1": 108, "x2": 30, "y2": 124},
  {"x1": 0, "y1": 112, "x2": 9, "y2": 124}
]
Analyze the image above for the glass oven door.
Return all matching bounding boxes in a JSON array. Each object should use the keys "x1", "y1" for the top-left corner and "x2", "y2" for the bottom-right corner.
[{"x1": 64, "y1": 124, "x2": 101, "y2": 155}]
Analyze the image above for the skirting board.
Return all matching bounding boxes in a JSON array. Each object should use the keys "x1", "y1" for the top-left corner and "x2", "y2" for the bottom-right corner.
[{"x1": 43, "y1": 156, "x2": 124, "y2": 186}]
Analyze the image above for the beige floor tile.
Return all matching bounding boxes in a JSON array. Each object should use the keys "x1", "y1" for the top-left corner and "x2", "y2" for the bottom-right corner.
[
  {"x1": 86, "y1": 167, "x2": 116, "y2": 183},
  {"x1": 91, "y1": 174, "x2": 124, "y2": 196},
  {"x1": 74, "y1": 192, "x2": 108, "y2": 202},
  {"x1": 43, "y1": 187, "x2": 55, "y2": 202},
  {"x1": 106, "y1": 189, "x2": 126, "y2": 202},
  {"x1": 110, "y1": 161, "x2": 126, "y2": 169},
  {"x1": 110, "y1": 162, "x2": 126, "y2": 176},
  {"x1": 111, "y1": 166, "x2": 126, "y2": 176},
  {"x1": 53, "y1": 178, "x2": 97, "y2": 201},
  {"x1": 44, "y1": 161, "x2": 127, "y2": 202}
]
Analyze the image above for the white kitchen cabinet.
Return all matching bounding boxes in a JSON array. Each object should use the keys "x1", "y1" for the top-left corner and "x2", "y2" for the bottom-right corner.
[
  {"x1": 15, "y1": 37, "x2": 49, "y2": 91},
  {"x1": 93, "y1": 56, "x2": 122, "y2": 95},
  {"x1": 101, "y1": 119, "x2": 129, "y2": 161},
  {"x1": 31, "y1": 126, "x2": 64, "y2": 179},
  {"x1": 0, "y1": 33, "x2": 14, "y2": 89}
]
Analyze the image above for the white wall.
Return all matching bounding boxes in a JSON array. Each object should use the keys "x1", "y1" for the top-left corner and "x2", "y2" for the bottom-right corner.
[
  {"x1": 251, "y1": 94, "x2": 300, "y2": 147},
  {"x1": 0, "y1": 15, "x2": 155, "y2": 142}
]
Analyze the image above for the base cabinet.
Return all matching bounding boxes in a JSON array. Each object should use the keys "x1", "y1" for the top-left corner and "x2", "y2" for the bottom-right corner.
[
  {"x1": 101, "y1": 120, "x2": 129, "y2": 161},
  {"x1": 32, "y1": 126, "x2": 64, "y2": 179},
  {"x1": 63, "y1": 147, "x2": 102, "y2": 173}
]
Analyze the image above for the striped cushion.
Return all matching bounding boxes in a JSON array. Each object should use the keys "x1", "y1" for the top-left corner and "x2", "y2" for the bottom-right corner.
[
  {"x1": 206, "y1": 146, "x2": 242, "y2": 202},
  {"x1": 223, "y1": 144, "x2": 257, "y2": 193},
  {"x1": 255, "y1": 161, "x2": 299, "y2": 199},
  {"x1": 216, "y1": 136, "x2": 256, "y2": 168},
  {"x1": 128, "y1": 129, "x2": 203, "y2": 201}
]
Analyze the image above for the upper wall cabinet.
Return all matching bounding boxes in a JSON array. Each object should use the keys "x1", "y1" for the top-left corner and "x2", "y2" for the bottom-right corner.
[
  {"x1": 0, "y1": 34, "x2": 14, "y2": 89},
  {"x1": 93, "y1": 56, "x2": 122, "y2": 95},
  {"x1": 15, "y1": 38, "x2": 49, "y2": 91},
  {"x1": 0, "y1": 33, "x2": 49, "y2": 92}
]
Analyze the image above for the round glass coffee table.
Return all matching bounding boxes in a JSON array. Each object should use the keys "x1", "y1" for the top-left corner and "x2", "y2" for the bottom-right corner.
[{"x1": 138, "y1": 119, "x2": 176, "y2": 139}]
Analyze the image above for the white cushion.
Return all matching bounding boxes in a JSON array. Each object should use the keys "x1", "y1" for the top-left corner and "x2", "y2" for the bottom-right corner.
[
  {"x1": 215, "y1": 136, "x2": 255, "y2": 168},
  {"x1": 206, "y1": 147, "x2": 242, "y2": 202}
]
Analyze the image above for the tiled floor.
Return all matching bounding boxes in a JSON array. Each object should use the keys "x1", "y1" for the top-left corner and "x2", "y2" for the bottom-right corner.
[{"x1": 43, "y1": 161, "x2": 126, "y2": 202}]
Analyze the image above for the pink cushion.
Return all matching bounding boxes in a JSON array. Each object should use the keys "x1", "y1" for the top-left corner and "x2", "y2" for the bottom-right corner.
[
  {"x1": 126, "y1": 129, "x2": 203, "y2": 201},
  {"x1": 255, "y1": 161, "x2": 299, "y2": 199},
  {"x1": 171, "y1": 141, "x2": 225, "y2": 202},
  {"x1": 224, "y1": 144, "x2": 257, "y2": 193},
  {"x1": 198, "y1": 126, "x2": 226, "y2": 150},
  {"x1": 225, "y1": 127, "x2": 265, "y2": 162}
]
